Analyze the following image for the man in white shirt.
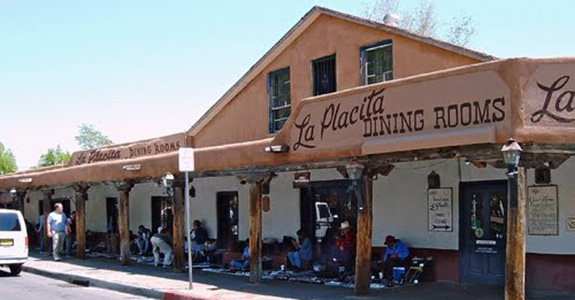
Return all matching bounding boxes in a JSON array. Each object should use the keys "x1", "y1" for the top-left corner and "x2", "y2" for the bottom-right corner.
[{"x1": 47, "y1": 203, "x2": 67, "y2": 261}]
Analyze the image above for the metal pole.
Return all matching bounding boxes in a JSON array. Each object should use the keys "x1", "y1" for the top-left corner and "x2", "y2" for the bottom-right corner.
[{"x1": 185, "y1": 171, "x2": 193, "y2": 289}]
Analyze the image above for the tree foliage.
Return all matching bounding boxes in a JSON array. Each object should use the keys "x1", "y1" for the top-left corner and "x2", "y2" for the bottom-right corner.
[
  {"x1": 0, "y1": 142, "x2": 17, "y2": 175},
  {"x1": 361, "y1": 0, "x2": 476, "y2": 47},
  {"x1": 38, "y1": 145, "x2": 72, "y2": 167},
  {"x1": 75, "y1": 124, "x2": 113, "y2": 150}
]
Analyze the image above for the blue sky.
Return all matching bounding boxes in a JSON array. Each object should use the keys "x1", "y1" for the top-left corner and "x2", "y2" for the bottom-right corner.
[{"x1": 1, "y1": 0, "x2": 574, "y2": 170}]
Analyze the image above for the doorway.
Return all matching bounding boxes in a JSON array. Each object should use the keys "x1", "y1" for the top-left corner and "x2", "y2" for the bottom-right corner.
[
  {"x1": 39, "y1": 198, "x2": 71, "y2": 217},
  {"x1": 106, "y1": 197, "x2": 118, "y2": 234},
  {"x1": 459, "y1": 181, "x2": 507, "y2": 285},
  {"x1": 300, "y1": 180, "x2": 358, "y2": 257},
  {"x1": 217, "y1": 192, "x2": 239, "y2": 250},
  {"x1": 151, "y1": 196, "x2": 173, "y2": 234}
]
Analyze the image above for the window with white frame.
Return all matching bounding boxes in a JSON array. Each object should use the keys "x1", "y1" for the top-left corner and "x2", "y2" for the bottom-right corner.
[
  {"x1": 268, "y1": 67, "x2": 291, "y2": 133},
  {"x1": 361, "y1": 40, "x2": 393, "y2": 85}
]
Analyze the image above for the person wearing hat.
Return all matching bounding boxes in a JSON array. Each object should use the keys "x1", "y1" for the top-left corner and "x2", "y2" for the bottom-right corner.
[
  {"x1": 330, "y1": 220, "x2": 356, "y2": 268},
  {"x1": 151, "y1": 226, "x2": 173, "y2": 268},
  {"x1": 382, "y1": 235, "x2": 410, "y2": 282}
]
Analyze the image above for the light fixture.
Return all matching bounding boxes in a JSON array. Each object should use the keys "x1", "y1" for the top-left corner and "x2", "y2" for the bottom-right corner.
[
  {"x1": 264, "y1": 144, "x2": 290, "y2": 153},
  {"x1": 122, "y1": 164, "x2": 141, "y2": 171},
  {"x1": 345, "y1": 159, "x2": 366, "y2": 212},
  {"x1": 345, "y1": 159, "x2": 365, "y2": 180},
  {"x1": 501, "y1": 138, "x2": 522, "y2": 168},
  {"x1": 9, "y1": 188, "x2": 17, "y2": 201},
  {"x1": 162, "y1": 172, "x2": 174, "y2": 188}
]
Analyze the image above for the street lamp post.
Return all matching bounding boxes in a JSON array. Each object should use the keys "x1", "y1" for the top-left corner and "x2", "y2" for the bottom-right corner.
[{"x1": 501, "y1": 138, "x2": 526, "y2": 300}]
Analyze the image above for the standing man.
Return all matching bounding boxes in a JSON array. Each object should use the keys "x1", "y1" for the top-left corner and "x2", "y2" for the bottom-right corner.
[
  {"x1": 36, "y1": 213, "x2": 45, "y2": 253},
  {"x1": 151, "y1": 226, "x2": 173, "y2": 268},
  {"x1": 65, "y1": 211, "x2": 76, "y2": 257},
  {"x1": 46, "y1": 203, "x2": 67, "y2": 261}
]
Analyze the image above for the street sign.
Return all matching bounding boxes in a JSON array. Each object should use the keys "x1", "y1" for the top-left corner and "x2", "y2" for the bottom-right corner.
[{"x1": 178, "y1": 148, "x2": 195, "y2": 172}]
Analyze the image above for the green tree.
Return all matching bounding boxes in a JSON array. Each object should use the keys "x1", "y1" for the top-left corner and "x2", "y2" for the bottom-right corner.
[
  {"x1": 0, "y1": 142, "x2": 17, "y2": 175},
  {"x1": 362, "y1": 0, "x2": 476, "y2": 47},
  {"x1": 75, "y1": 124, "x2": 113, "y2": 150},
  {"x1": 38, "y1": 145, "x2": 72, "y2": 167}
]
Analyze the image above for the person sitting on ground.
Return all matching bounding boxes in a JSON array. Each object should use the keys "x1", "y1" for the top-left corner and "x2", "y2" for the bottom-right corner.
[
  {"x1": 151, "y1": 226, "x2": 173, "y2": 268},
  {"x1": 136, "y1": 225, "x2": 152, "y2": 256},
  {"x1": 382, "y1": 235, "x2": 410, "y2": 283},
  {"x1": 330, "y1": 221, "x2": 356, "y2": 268},
  {"x1": 287, "y1": 229, "x2": 313, "y2": 270},
  {"x1": 190, "y1": 220, "x2": 209, "y2": 260},
  {"x1": 229, "y1": 239, "x2": 250, "y2": 271}
]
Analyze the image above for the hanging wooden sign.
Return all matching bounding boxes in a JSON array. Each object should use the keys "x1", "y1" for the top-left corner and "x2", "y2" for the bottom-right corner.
[
  {"x1": 428, "y1": 188, "x2": 453, "y2": 232},
  {"x1": 528, "y1": 185, "x2": 559, "y2": 236}
]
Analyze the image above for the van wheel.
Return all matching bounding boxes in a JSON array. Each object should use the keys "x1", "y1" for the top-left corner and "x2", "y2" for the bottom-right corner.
[{"x1": 9, "y1": 264, "x2": 22, "y2": 276}]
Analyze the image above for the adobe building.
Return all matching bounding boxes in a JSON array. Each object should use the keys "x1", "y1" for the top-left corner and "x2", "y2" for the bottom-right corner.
[{"x1": 1, "y1": 6, "x2": 575, "y2": 297}]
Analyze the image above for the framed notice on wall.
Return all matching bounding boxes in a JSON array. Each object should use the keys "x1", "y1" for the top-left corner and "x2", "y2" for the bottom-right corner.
[
  {"x1": 428, "y1": 188, "x2": 453, "y2": 232},
  {"x1": 528, "y1": 185, "x2": 559, "y2": 236}
]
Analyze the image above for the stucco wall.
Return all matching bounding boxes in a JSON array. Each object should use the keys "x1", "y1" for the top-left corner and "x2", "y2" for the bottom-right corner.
[{"x1": 193, "y1": 14, "x2": 481, "y2": 148}]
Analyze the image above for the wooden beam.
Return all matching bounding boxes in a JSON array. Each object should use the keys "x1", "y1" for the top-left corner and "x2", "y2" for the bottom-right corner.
[
  {"x1": 249, "y1": 181, "x2": 263, "y2": 284},
  {"x1": 116, "y1": 182, "x2": 134, "y2": 266},
  {"x1": 74, "y1": 185, "x2": 89, "y2": 259},
  {"x1": 42, "y1": 189, "x2": 54, "y2": 254},
  {"x1": 505, "y1": 167, "x2": 526, "y2": 300},
  {"x1": 172, "y1": 185, "x2": 186, "y2": 272},
  {"x1": 355, "y1": 177, "x2": 373, "y2": 295}
]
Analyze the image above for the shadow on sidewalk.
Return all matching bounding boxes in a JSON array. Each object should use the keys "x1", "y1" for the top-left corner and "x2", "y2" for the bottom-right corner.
[{"x1": 26, "y1": 251, "x2": 573, "y2": 300}]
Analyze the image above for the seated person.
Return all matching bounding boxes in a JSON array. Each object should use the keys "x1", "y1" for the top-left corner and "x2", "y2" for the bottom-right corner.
[
  {"x1": 229, "y1": 239, "x2": 250, "y2": 271},
  {"x1": 136, "y1": 225, "x2": 152, "y2": 256},
  {"x1": 190, "y1": 220, "x2": 209, "y2": 259},
  {"x1": 330, "y1": 221, "x2": 356, "y2": 268},
  {"x1": 382, "y1": 235, "x2": 410, "y2": 283},
  {"x1": 287, "y1": 230, "x2": 312, "y2": 270}
]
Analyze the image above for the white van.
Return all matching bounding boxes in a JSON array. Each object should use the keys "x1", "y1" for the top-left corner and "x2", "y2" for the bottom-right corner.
[{"x1": 0, "y1": 209, "x2": 28, "y2": 275}]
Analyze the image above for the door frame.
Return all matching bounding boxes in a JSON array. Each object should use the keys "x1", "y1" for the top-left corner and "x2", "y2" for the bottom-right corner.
[{"x1": 458, "y1": 180, "x2": 508, "y2": 285}]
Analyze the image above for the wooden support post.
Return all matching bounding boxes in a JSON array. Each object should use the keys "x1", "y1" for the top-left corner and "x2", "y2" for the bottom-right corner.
[
  {"x1": 74, "y1": 185, "x2": 89, "y2": 259},
  {"x1": 173, "y1": 184, "x2": 186, "y2": 272},
  {"x1": 505, "y1": 167, "x2": 526, "y2": 300},
  {"x1": 116, "y1": 182, "x2": 134, "y2": 266},
  {"x1": 355, "y1": 176, "x2": 373, "y2": 295},
  {"x1": 42, "y1": 190, "x2": 54, "y2": 254},
  {"x1": 249, "y1": 181, "x2": 263, "y2": 284}
]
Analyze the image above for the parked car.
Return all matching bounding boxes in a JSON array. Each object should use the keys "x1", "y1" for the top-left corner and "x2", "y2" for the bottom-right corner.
[{"x1": 0, "y1": 209, "x2": 28, "y2": 275}]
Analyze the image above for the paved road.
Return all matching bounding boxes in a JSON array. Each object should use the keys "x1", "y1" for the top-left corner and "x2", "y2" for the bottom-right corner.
[{"x1": 0, "y1": 267, "x2": 150, "y2": 300}]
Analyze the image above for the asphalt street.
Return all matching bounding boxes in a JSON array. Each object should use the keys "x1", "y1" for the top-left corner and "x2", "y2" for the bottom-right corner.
[{"x1": 0, "y1": 267, "x2": 150, "y2": 300}]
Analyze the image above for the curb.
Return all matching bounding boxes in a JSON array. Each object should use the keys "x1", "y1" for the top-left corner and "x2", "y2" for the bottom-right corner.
[{"x1": 22, "y1": 265, "x2": 166, "y2": 299}]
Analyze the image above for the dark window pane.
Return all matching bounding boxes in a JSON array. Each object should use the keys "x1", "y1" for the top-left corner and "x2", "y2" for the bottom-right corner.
[
  {"x1": 0, "y1": 213, "x2": 21, "y2": 231},
  {"x1": 269, "y1": 68, "x2": 291, "y2": 133},
  {"x1": 489, "y1": 192, "x2": 506, "y2": 239},
  {"x1": 313, "y1": 55, "x2": 336, "y2": 96}
]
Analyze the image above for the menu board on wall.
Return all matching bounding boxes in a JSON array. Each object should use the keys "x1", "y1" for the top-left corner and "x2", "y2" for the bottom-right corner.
[
  {"x1": 528, "y1": 185, "x2": 559, "y2": 236},
  {"x1": 428, "y1": 188, "x2": 453, "y2": 232}
]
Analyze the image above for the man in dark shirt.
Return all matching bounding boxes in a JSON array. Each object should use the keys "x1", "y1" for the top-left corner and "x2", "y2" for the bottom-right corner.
[
  {"x1": 65, "y1": 211, "x2": 76, "y2": 257},
  {"x1": 136, "y1": 225, "x2": 152, "y2": 256},
  {"x1": 190, "y1": 220, "x2": 208, "y2": 256}
]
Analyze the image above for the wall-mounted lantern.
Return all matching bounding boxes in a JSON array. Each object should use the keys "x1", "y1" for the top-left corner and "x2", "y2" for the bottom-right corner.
[
  {"x1": 346, "y1": 159, "x2": 365, "y2": 212},
  {"x1": 535, "y1": 165, "x2": 551, "y2": 185},
  {"x1": 428, "y1": 171, "x2": 441, "y2": 189}
]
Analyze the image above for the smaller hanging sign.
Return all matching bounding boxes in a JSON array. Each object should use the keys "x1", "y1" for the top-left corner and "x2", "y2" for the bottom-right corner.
[
  {"x1": 293, "y1": 172, "x2": 311, "y2": 188},
  {"x1": 428, "y1": 188, "x2": 453, "y2": 232}
]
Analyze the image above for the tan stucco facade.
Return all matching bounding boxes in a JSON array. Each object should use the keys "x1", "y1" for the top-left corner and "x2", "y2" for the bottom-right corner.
[{"x1": 192, "y1": 13, "x2": 483, "y2": 149}]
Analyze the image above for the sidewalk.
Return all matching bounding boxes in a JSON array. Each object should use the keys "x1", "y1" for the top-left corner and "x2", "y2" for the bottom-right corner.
[{"x1": 22, "y1": 252, "x2": 573, "y2": 300}]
